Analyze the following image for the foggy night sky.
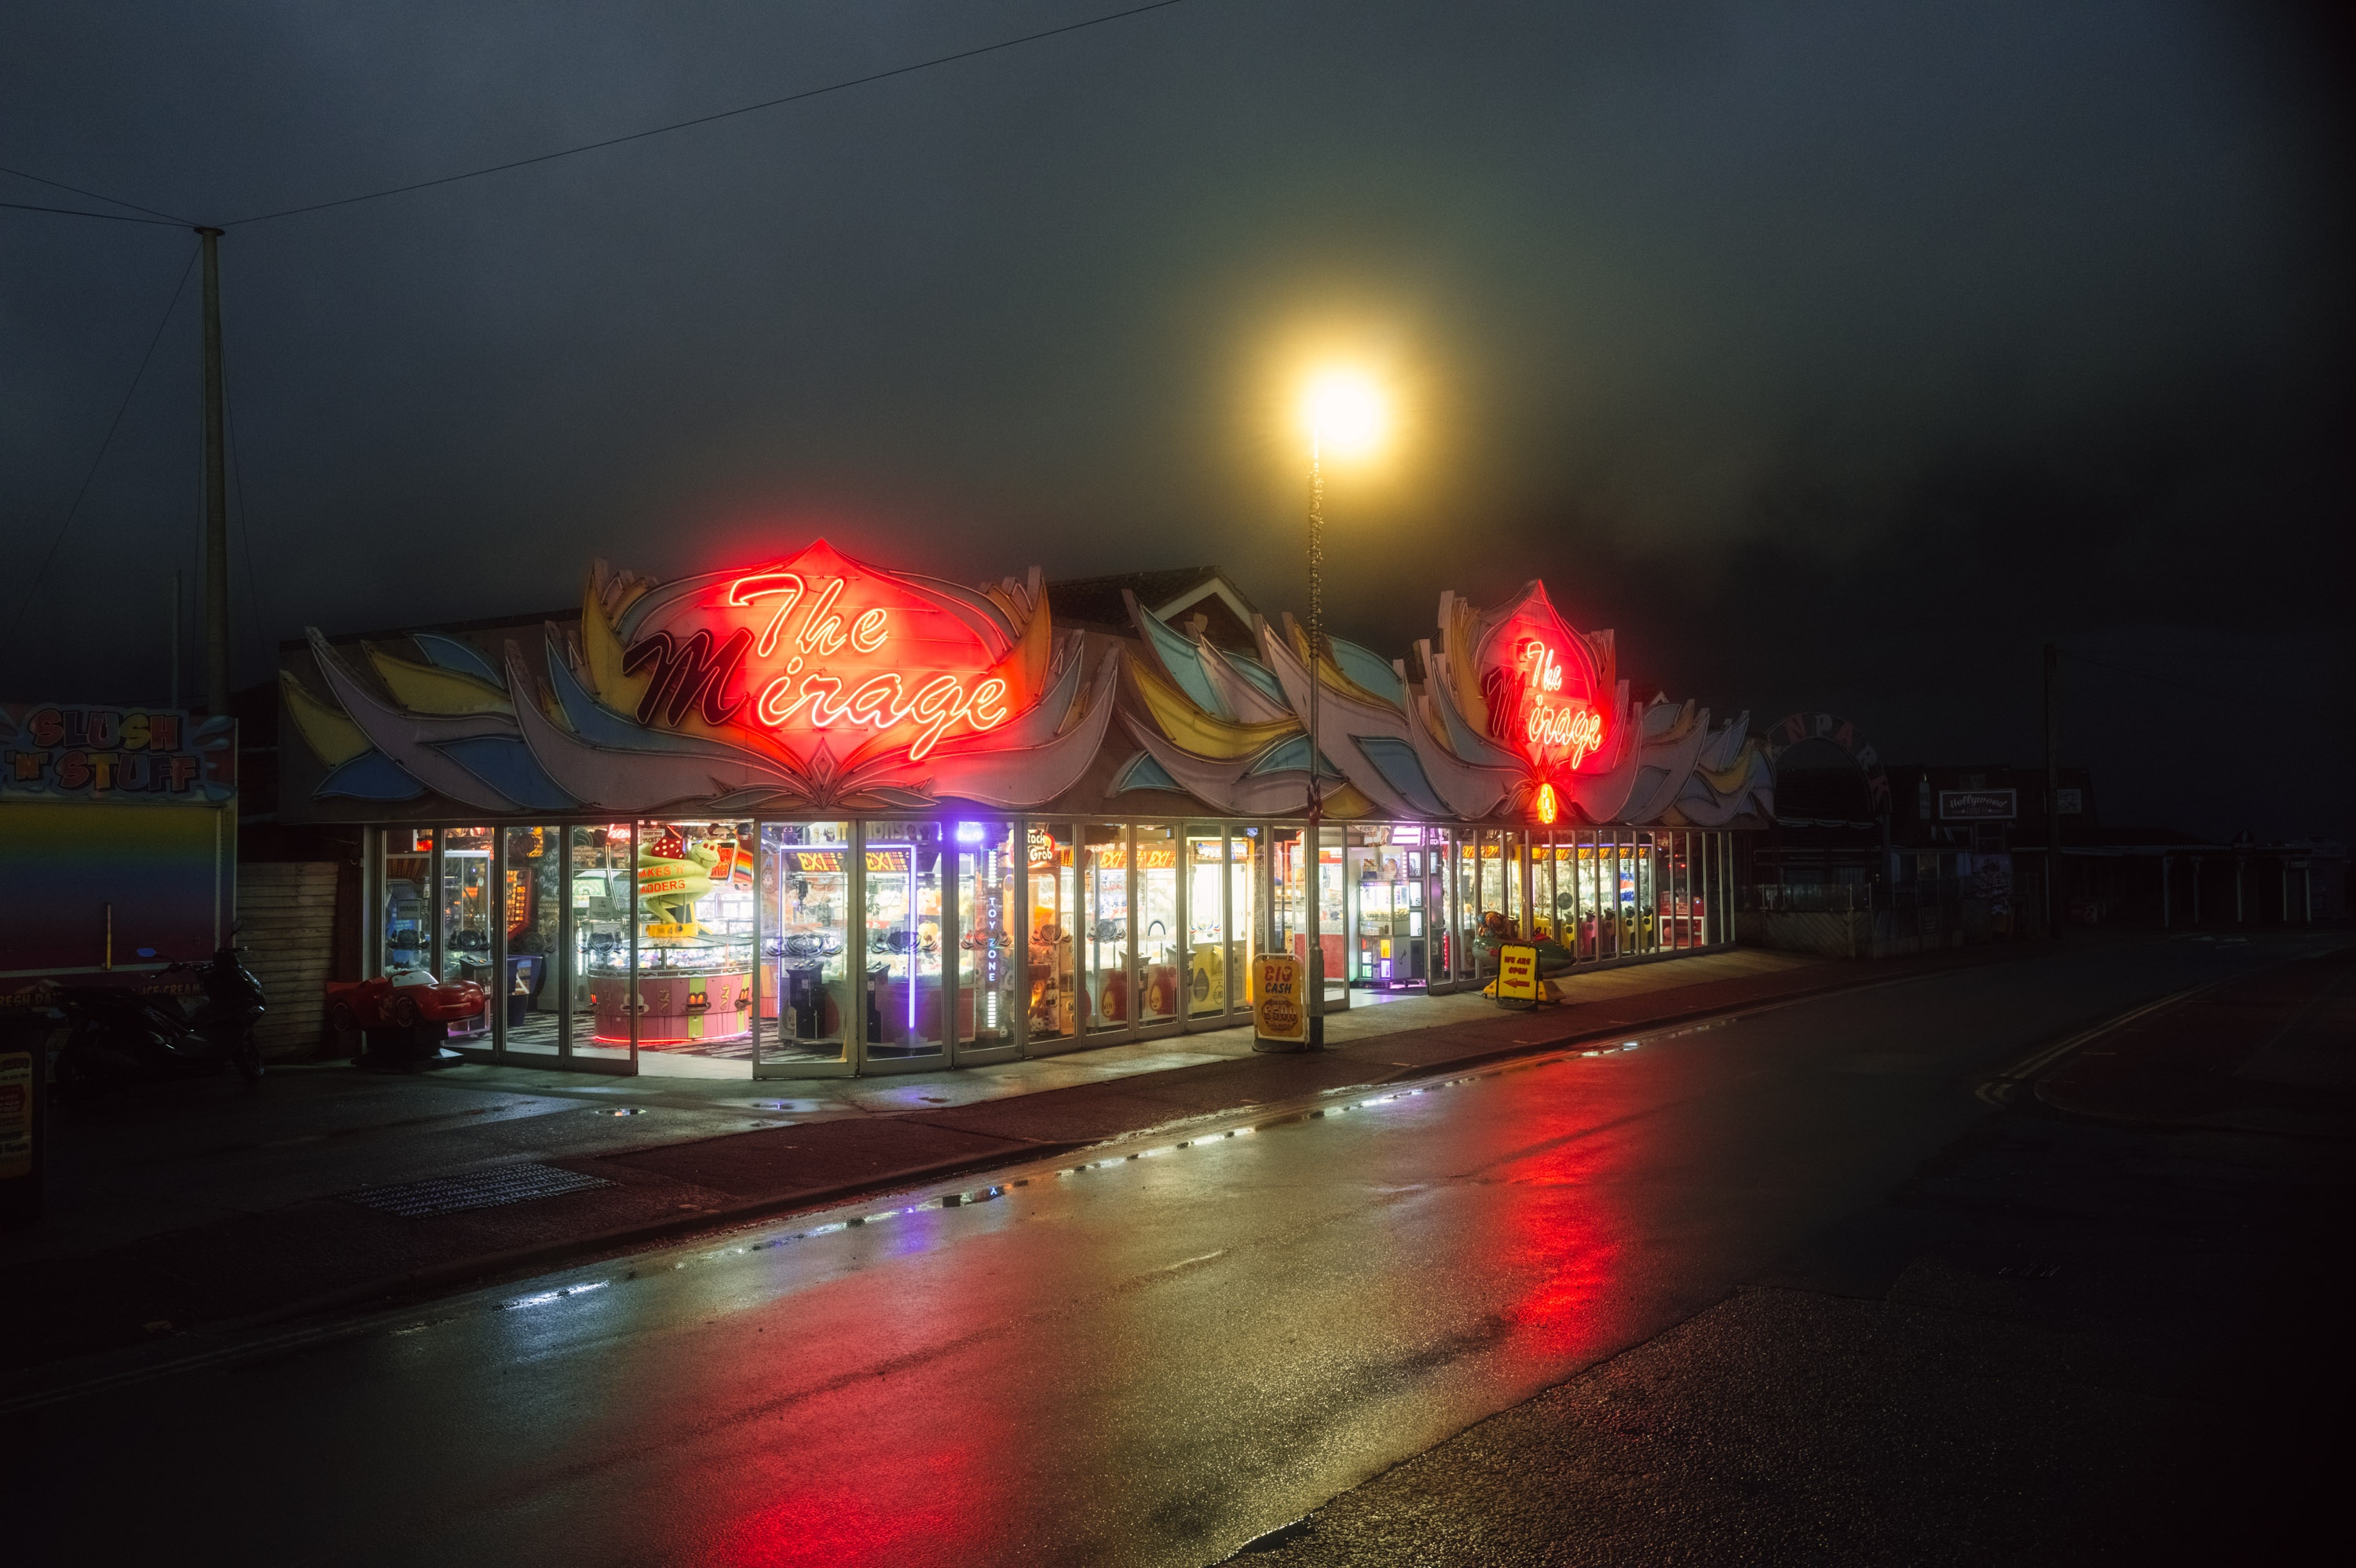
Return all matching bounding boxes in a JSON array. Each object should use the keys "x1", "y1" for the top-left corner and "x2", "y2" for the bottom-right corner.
[{"x1": 4, "y1": 2, "x2": 2349, "y2": 843}]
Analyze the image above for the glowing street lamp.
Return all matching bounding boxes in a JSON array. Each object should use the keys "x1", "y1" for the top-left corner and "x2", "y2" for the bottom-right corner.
[{"x1": 1294, "y1": 368, "x2": 1388, "y2": 1048}]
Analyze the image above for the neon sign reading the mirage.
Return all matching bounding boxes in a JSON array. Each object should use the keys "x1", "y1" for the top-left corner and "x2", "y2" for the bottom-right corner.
[
  {"x1": 726, "y1": 572, "x2": 1009, "y2": 760},
  {"x1": 620, "y1": 571, "x2": 1010, "y2": 763},
  {"x1": 1516, "y1": 638, "x2": 1604, "y2": 770}
]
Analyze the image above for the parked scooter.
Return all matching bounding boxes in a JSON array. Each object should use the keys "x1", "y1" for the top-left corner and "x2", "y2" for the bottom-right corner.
[{"x1": 55, "y1": 944, "x2": 266, "y2": 1098}]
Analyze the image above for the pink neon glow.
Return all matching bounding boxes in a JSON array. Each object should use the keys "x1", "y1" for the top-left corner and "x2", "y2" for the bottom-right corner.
[{"x1": 698, "y1": 555, "x2": 1016, "y2": 762}]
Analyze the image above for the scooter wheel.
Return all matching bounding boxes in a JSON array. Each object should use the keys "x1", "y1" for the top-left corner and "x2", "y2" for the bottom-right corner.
[
  {"x1": 234, "y1": 1032, "x2": 265, "y2": 1084},
  {"x1": 59, "y1": 1044, "x2": 134, "y2": 1105}
]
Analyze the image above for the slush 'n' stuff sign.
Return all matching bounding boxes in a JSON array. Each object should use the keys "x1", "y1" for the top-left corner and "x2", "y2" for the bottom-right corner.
[{"x1": 1, "y1": 705, "x2": 234, "y2": 802}]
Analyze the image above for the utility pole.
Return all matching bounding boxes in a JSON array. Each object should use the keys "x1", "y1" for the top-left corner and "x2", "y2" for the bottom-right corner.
[
  {"x1": 169, "y1": 567, "x2": 181, "y2": 712},
  {"x1": 1304, "y1": 433, "x2": 1325, "y2": 1049},
  {"x1": 198, "y1": 227, "x2": 228, "y2": 718},
  {"x1": 2043, "y1": 642, "x2": 2060, "y2": 938}
]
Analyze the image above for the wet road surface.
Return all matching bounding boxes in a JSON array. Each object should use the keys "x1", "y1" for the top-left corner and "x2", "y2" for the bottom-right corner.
[{"x1": 5, "y1": 936, "x2": 2305, "y2": 1566}]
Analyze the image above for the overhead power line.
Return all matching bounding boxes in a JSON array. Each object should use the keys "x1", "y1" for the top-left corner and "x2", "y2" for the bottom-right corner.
[
  {"x1": 4, "y1": 243, "x2": 202, "y2": 653},
  {"x1": 1, "y1": 199, "x2": 186, "y2": 227},
  {"x1": 229, "y1": 0, "x2": 1192, "y2": 225},
  {"x1": 0, "y1": 161, "x2": 191, "y2": 224}
]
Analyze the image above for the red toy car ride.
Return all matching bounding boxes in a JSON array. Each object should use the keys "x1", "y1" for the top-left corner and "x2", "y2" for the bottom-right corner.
[{"x1": 327, "y1": 970, "x2": 487, "y2": 1033}]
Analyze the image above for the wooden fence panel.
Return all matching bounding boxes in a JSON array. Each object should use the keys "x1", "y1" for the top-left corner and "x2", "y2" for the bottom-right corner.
[{"x1": 237, "y1": 861, "x2": 339, "y2": 1059}]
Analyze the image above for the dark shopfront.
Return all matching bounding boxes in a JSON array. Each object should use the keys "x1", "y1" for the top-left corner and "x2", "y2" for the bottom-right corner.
[
  {"x1": 1747, "y1": 724, "x2": 2343, "y2": 942},
  {"x1": 273, "y1": 543, "x2": 1773, "y2": 1078}
]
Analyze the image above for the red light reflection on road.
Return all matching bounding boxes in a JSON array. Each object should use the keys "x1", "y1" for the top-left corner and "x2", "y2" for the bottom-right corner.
[
  {"x1": 1496, "y1": 1127, "x2": 1628, "y2": 1353},
  {"x1": 700, "y1": 1441, "x2": 998, "y2": 1568}
]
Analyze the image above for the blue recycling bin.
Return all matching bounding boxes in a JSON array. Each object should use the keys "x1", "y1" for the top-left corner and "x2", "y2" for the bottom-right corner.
[{"x1": 503, "y1": 955, "x2": 547, "y2": 1029}]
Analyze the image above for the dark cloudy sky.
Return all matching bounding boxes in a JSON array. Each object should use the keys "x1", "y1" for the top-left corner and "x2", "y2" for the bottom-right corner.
[{"x1": 5, "y1": 2, "x2": 2349, "y2": 842}]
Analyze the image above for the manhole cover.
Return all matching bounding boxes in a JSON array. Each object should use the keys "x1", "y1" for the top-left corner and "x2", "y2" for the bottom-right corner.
[{"x1": 346, "y1": 1164, "x2": 613, "y2": 1219}]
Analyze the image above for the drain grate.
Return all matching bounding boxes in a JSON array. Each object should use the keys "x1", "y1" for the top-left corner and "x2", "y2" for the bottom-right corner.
[{"x1": 346, "y1": 1163, "x2": 613, "y2": 1219}]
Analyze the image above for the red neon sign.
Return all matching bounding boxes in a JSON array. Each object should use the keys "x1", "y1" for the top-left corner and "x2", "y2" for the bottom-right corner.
[
  {"x1": 1515, "y1": 638, "x2": 1604, "y2": 769},
  {"x1": 618, "y1": 541, "x2": 1023, "y2": 766},
  {"x1": 1483, "y1": 630, "x2": 1604, "y2": 773}
]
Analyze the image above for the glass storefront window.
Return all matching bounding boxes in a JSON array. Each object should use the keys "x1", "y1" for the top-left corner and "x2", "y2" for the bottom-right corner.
[
  {"x1": 763, "y1": 821, "x2": 851, "y2": 1063},
  {"x1": 1081, "y1": 824, "x2": 1129, "y2": 1033},
  {"x1": 1186, "y1": 827, "x2": 1230, "y2": 1019},
  {"x1": 1476, "y1": 832, "x2": 1505, "y2": 942},
  {"x1": 502, "y1": 825, "x2": 562, "y2": 1055},
  {"x1": 1134, "y1": 824, "x2": 1181, "y2": 1025},
  {"x1": 572, "y1": 824, "x2": 634, "y2": 1059},
  {"x1": 626, "y1": 820, "x2": 757, "y2": 1066},
  {"x1": 1426, "y1": 828, "x2": 1456, "y2": 983},
  {"x1": 1352, "y1": 828, "x2": 1426, "y2": 991},
  {"x1": 1232, "y1": 826, "x2": 1261, "y2": 1014},
  {"x1": 1456, "y1": 829, "x2": 1483, "y2": 978},
  {"x1": 955, "y1": 820, "x2": 1017, "y2": 1049},
  {"x1": 1637, "y1": 832, "x2": 1660, "y2": 953},
  {"x1": 1666, "y1": 832, "x2": 1690, "y2": 950},
  {"x1": 440, "y1": 826, "x2": 495, "y2": 1043},
  {"x1": 1577, "y1": 832, "x2": 1602, "y2": 960},
  {"x1": 1026, "y1": 823, "x2": 1079, "y2": 1046},
  {"x1": 863, "y1": 822, "x2": 945, "y2": 1057},
  {"x1": 1538, "y1": 837, "x2": 1550, "y2": 939},
  {"x1": 381, "y1": 827, "x2": 432, "y2": 973},
  {"x1": 1506, "y1": 830, "x2": 1527, "y2": 938},
  {"x1": 1270, "y1": 826, "x2": 1305, "y2": 985},
  {"x1": 1315, "y1": 827, "x2": 1348, "y2": 1005}
]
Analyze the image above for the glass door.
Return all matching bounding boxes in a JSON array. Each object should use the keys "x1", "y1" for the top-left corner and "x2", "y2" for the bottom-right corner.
[
  {"x1": 1024, "y1": 822, "x2": 1081, "y2": 1054},
  {"x1": 1317, "y1": 824, "x2": 1349, "y2": 1013},
  {"x1": 859, "y1": 821, "x2": 947, "y2": 1067},
  {"x1": 1348, "y1": 840, "x2": 1381, "y2": 986},
  {"x1": 499, "y1": 825, "x2": 562, "y2": 1058},
  {"x1": 570, "y1": 824, "x2": 638, "y2": 1070},
  {"x1": 757, "y1": 821, "x2": 852, "y2": 1073},
  {"x1": 439, "y1": 827, "x2": 496, "y2": 1047},
  {"x1": 1186, "y1": 825, "x2": 1231, "y2": 1021},
  {"x1": 1425, "y1": 828, "x2": 1456, "y2": 990},
  {"x1": 1231, "y1": 826, "x2": 1260, "y2": 1017},
  {"x1": 625, "y1": 820, "x2": 757, "y2": 1077},
  {"x1": 1081, "y1": 824, "x2": 1130, "y2": 1036},
  {"x1": 953, "y1": 820, "x2": 1019, "y2": 1064},
  {"x1": 1132, "y1": 823, "x2": 1182, "y2": 1029},
  {"x1": 1454, "y1": 828, "x2": 1484, "y2": 983},
  {"x1": 379, "y1": 828, "x2": 431, "y2": 974}
]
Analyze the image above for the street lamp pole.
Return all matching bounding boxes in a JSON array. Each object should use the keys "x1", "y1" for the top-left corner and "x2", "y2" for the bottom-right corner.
[{"x1": 1305, "y1": 430, "x2": 1325, "y2": 1049}]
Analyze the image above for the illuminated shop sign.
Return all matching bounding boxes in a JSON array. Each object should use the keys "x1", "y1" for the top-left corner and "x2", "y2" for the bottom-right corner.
[
  {"x1": 617, "y1": 542, "x2": 1028, "y2": 766},
  {"x1": 783, "y1": 847, "x2": 916, "y2": 875},
  {"x1": 1938, "y1": 789, "x2": 2017, "y2": 821},
  {"x1": 1089, "y1": 846, "x2": 1179, "y2": 871},
  {"x1": 2, "y1": 704, "x2": 230, "y2": 801},
  {"x1": 1462, "y1": 584, "x2": 1612, "y2": 826},
  {"x1": 1484, "y1": 630, "x2": 1604, "y2": 774}
]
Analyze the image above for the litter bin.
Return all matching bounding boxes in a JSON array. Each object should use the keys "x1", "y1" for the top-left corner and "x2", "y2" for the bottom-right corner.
[{"x1": 503, "y1": 955, "x2": 547, "y2": 1028}]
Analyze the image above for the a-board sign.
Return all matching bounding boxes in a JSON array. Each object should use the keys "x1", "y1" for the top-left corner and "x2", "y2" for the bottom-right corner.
[
  {"x1": 1494, "y1": 943, "x2": 1542, "y2": 1009},
  {"x1": 1253, "y1": 954, "x2": 1306, "y2": 1044}
]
